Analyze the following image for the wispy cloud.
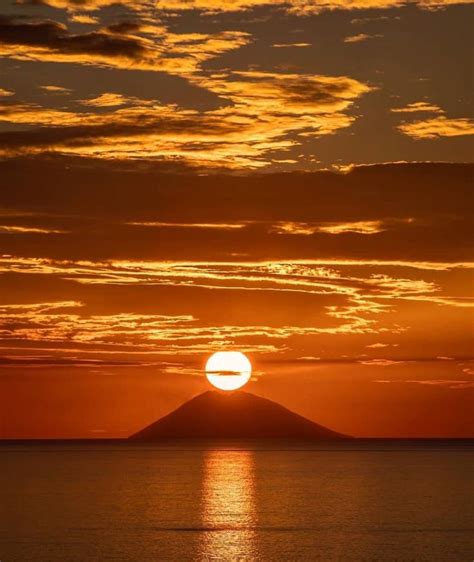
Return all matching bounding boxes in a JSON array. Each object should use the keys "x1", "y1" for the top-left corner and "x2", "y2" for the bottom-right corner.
[
  {"x1": 19, "y1": 0, "x2": 472, "y2": 14},
  {"x1": 126, "y1": 219, "x2": 413, "y2": 235},
  {"x1": 375, "y1": 379, "x2": 474, "y2": 389},
  {"x1": 0, "y1": 257, "x2": 471, "y2": 359},
  {"x1": 0, "y1": 225, "x2": 67, "y2": 234},
  {"x1": 272, "y1": 42, "x2": 311, "y2": 48},
  {"x1": 0, "y1": 69, "x2": 372, "y2": 167},
  {"x1": 273, "y1": 220, "x2": 387, "y2": 235},
  {"x1": 78, "y1": 93, "x2": 142, "y2": 107},
  {"x1": 69, "y1": 14, "x2": 99, "y2": 24},
  {"x1": 391, "y1": 101, "x2": 444, "y2": 114},
  {"x1": 344, "y1": 33, "x2": 383, "y2": 43},
  {"x1": 366, "y1": 342, "x2": 398, "y2": 348},
  {"x1": 0, "y1": 16, "x2": 250, "y2": 75},
  {"x1": 398, "y1": 116, "x2": 474, "y2": 139},
  {"x1": 39, "y1": 85, "x2": 72, "y2": 94},
  {"x1": 127, "y1": 221, "x2": 247, "y2": 230},
  {"x1": 0, "y1": 300, "x2": 298, "y2": 355},
  {"x1": 360, "y1": 358, "x2": 407, "y2": 366}
]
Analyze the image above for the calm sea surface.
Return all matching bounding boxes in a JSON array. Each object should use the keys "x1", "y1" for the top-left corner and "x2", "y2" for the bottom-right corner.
[{"x1": 1, "y1": 440, "x2": 473, "y2": 561}]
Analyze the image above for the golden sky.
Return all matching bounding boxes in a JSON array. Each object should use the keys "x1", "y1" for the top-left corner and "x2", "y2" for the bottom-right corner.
[{"x1": 0, "y1": 0, "x2": 472, "y2": 437}]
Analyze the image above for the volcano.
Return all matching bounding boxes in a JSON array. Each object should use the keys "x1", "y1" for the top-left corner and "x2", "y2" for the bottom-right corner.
[{"x1": 130, "y1": 391, "x2": 349, "y2": 440}]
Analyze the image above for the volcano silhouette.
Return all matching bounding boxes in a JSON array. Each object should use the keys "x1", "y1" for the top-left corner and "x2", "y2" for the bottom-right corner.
[{"x1": 130, "y1": 391, "x2": 349, "y2": 439}]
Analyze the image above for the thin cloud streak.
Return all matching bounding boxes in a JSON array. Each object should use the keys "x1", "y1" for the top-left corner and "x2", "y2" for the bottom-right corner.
[
  {"x1": 375, "y1": 379, "x2": 474, "y2": 389},
  {"x1": 0, "y1": 258, "x2": 471, "y2": 360},
  {"x1": 19, "y1": 0, "x2": 473, "y2": 14}
]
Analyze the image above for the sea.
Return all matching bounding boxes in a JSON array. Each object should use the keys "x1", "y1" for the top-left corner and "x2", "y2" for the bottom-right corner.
[{"x1": 1, "y1": 440, "x2": 473, "y2": 561}]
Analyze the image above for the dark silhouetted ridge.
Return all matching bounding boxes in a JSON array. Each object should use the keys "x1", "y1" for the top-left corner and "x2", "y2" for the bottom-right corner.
[{"x1": 130, "y1": 391, "x2": 349, "y2": 439}]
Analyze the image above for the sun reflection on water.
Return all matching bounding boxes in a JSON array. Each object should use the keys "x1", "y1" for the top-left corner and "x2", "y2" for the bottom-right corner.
[{"x1": 199, "y1": 449, "x2": 258, "y2": 561}]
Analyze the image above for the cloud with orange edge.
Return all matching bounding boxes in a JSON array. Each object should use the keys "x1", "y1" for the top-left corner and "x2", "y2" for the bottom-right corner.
[{"x1": 398, "y1": 116, "x2": 474, "y2": 139}]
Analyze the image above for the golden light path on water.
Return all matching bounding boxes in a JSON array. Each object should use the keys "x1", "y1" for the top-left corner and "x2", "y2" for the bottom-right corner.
[{"x1": 199, "y1": 450, "x2": 257, "y2": 560}]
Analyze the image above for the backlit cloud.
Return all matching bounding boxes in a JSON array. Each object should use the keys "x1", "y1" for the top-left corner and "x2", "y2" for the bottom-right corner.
[
  {"x1": 127, "y1": 219, "x2": 415, "y2": 235},
  {"x1": 39, "y1": 85, "x2": 72, "y2": 94},
  {"x1": 398, "y1": 116, "x2": 474, "y2": 139},
  {"x1": 0, "y1": 256, "x2": 472, "y2": 343},
  {"x1": 0, "y1": 69, "x2": 372, "y2": 167},
  {"x1": 272, "y1": 43, "x2": 311, "y2": 48},
  {"x1": 269, "y1": 219, "x2": 417, "y2": 235},
  {"x1": 0, "y1": 298, "x2": 367, "y2": 356},
  {"x1": 360, "y1": 358, "x2": 405, "y2": 366},
  {"x1": 69, "y1": 14, "x2": 99, "y2": 24},
  {"x1": 344, "y1": 33, "x2": 382, "y2": 43},
  {"x1": 0, "y1": 225, "x2": 67, "y2": 234},
  {"x1": 79, "y1": 92, "x2": 142, "y2": 107},
  {"x1": 17, "y1": 0, "x2": 473, "y2": 14},
  {"x1": 0, "y1": 16, "x2": 250, "y2": 75},
  {"x1": 375, "y1": 378, "x2": 474, "y2": 389},
  {"x1": 127, "y1": 221, "x2": 247, "y2": 230},
  {"x1": 391, "y1": 101, "x2": 444, "y2": 114}
]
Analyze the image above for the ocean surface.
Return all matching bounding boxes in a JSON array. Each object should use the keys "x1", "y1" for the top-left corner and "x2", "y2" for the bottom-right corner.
[{"x1": 1, "y1": 440, "x2": 473, "y2": 561}]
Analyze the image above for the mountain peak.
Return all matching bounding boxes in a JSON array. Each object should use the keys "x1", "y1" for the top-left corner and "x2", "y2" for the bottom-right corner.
[{"x1": 130, "y1": 391, "x2": 350, "y2": 440}]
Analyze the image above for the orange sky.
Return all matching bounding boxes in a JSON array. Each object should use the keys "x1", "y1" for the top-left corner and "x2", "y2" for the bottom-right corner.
[{"x1": 0, "y1": 0, "x2": 473, "y2": 438}]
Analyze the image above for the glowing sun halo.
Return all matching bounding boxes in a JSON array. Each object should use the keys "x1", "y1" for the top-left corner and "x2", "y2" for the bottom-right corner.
[{"x1": 205, "y1": 351, "x2": 252, "y2": 391}]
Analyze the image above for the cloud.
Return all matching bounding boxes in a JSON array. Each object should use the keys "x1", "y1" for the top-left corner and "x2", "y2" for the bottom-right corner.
[
  {"x1": 391, "y1": 101, "x2": 444, "y2": 114},
  {"x1": 0, "y1": 256, "x2": 471, "y2": 349},
  {"x1": 319, "y1": 221, "x2": 389, "y2": 234},
  {"x1": 198, "y1": 70, "x2": 372, "y2": 115},
  {"x1": 344, "y1": 33, "x2": 382, "y2": 43},
  {"x1": 17, "y1": 0, "x2": 128, "y2": 9},
  {"x1": 350, "y1": 15, "x2": 396, "y2": 23},
  {"x1": 269, "y1": 219, "x2": 418, "y2": 235},
  {"x1": 272, "y1": 43, "x2": 311, "y2": 48},
  {"x1": 2, "y1": 254, "x2": 464, "y2": 287},
  {"x1": 0, "y1": 300, "x2": 327, "y2": 355},
  {"x1": 0, "y1": 102, "x2": 96, "y2": 126},
  {"x1": 0, "y1": 16, "x2": 147, "y2": 61},
  {"x1": 16, "y1": 0, "x2": 473, "y2": 14},
  {"x1": 418, "y1": 0, "x2": 474, "y2": 9},
  {"x1": 0, "y1": 160, "x2": 471, "y2": 263},
  {"x1": 0, "y1": 225, "x2": 67, "y2": 234},
  {"x1": 134, "y1": 219, "x2": 402, "y2": 236},
  {"x1": 0, "y1": 88, "x2": 14, "y2": 97},
  {"x1": 375, "y1": 379, "x2": 474, "y2": 389},
  {"x1": 79, "y1": 92, "x2": 142, "y2": 107},
  {"x1": 0, "y1": 355, "x2": 143, "y2": 367},
  {"x1": 0, "y1": 16, "x2": 251, "y2": 75},
  {"x1": 69, "y1": 14, "x2": 99, "y2": 24},
  {"x1": 398, "y1": 116, "x2": 474, "y2": 139},
  {"x1": 127, "y1": 221, "x2": 247, "y2": 230},
  {"x1": 360, "y1": 358, "x2": 406, "y2": 365},
  {"x1": 270, "y1": 220, "x2": 386, "y2": 235},
  {"x1": 0, "y1": 162, "x2": 471, "y2": 370},
  {"x1": 0, "y1": 70, "x2": 372, "y2": 167},
  {"x1": 39, "y1": 85, "x2": 72, "y2": 94}
]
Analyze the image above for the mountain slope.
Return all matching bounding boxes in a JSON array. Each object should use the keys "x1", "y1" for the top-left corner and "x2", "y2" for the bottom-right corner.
[{"x1": 130, "y1": 391, "x2": 349, "y2": 439}]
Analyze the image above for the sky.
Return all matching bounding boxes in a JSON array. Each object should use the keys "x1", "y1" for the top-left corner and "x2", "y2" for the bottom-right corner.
[{"x1": 0, "y1": 0, "x2": 473, "y2": 438}]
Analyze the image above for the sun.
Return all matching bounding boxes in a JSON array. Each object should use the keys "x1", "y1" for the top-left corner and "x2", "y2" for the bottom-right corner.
[{"x1": 205, "y1": 351, "x2": 252, "y2": 391}]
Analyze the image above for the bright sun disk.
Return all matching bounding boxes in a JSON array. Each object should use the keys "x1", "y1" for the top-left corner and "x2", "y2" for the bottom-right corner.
[{"x1": 205, "y1": 351, "x2": 252, "y2": 391}]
